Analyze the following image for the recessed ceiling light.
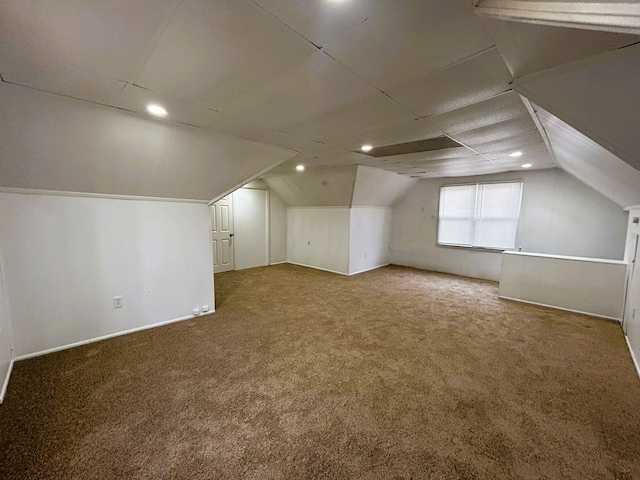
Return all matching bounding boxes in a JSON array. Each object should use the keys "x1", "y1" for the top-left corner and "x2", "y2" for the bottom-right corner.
[
  {"x1": 509, "y1": 151, "x2": 523, "y2": 157},
  {"x1": 146, "y1": 104, "x2": 167, "y2": 117},
  {"x1": 361, "y1": 145, "x2": 373, "y2": 152},
  {"x1": 521, "y1": 163, "x2": 532, "y2": 169},
  {"x1": 296, "y1": 164, "x2": 305, "y2": 172}
]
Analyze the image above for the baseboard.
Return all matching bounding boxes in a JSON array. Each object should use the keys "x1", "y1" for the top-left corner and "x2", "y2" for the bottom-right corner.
[
  {"x1": 269, "y1": 261, "x2": 287, "y2": 266},
  {"x1": 625, "y1": 336, "x2": 640, "y2": 381},
  {"x1": 498, "y1": 296, "x2": 620, "y2": 322},
  {"x1": 349, "y1": 263, "x2": 390, "y2": 276},
  {"x1": 0, "y1": 359, "x2": 14, "y2": 404},
  {"x1": 286, "y1": 261, "x2": 349, "y2": 276},
  {"x1": 14, "y1": 311, "x2": 215, "y2": 362}
]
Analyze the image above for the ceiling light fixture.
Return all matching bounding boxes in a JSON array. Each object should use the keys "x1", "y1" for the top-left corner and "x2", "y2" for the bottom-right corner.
[
  {"x1": 521, "y1": 163, "x2": 532, "y2": 169},
  {"x1": 147, "y1": 104, "x2": 168, "y2": 117},
  {"x1": 296, "y1": 164, "x2": 305, "y2": 172},
  {"x1": 361, "y1": 144, "x2": 373, "y2": 152},
  {"x1": 509, "y1": 151, "x2": 523, "y2": 157}
]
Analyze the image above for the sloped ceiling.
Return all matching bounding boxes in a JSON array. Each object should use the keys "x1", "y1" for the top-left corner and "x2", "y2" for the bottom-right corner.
[
  {"x1": 514, "y1": 43, "x2": 640, "y2": 173},
  {"x1": 263, "y1": 166, "x2": 357, "y2": 207},
  {"x1": 0, "y1": 82, "x2": 296, "y2": 201},
  {"x1": 0, "y1": 0, "x2": 559, "y2": 184},
  {"x1": 351, "y1": 166, "x2": 418, "y2": 208},
  {"x1": 533, "y1": 104, "x2": 640, "y2": 208},
  {"x1": 263, "y1": 164, "x2": 417, "y2": 208},
  {"x1": 0, "y1": 0, "x2": 638, "y2": 191}
]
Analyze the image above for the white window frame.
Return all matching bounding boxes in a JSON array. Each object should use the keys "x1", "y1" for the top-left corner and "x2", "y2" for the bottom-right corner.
[{"x1": 437, "y1": 180, "x2": 523, "y2": 251}]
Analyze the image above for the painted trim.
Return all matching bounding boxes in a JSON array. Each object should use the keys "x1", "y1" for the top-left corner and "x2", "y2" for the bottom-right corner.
[
  {"x1": 286, "y1": 261, "x2": 349, "y2": 276},
  {"x1": 269, "y1": 261, "x2": 288, "y2": 265},
  {"x1": 503, "y1": 251, "x2": 626, "y2": 265},
  {"x1": 13, "y1": 312, "x2": 215, "y2": 362},
  {"x1": 349, "y1": 264, "x2": 390, "y2": 276},
  {"x1": 0, "y1": 359, "x2": 14, "y2": 404},
  {"x1": 625, "y1": 336, "x2": 640, "y2": 381},
  {"x1": 499, "y1": 295, "x2": 620, "y2": 322},
  {"x1": 624, "y1": 206, "x2": 640, "y2": 212},
  {"x1": 0, "y1": 187, "x2": 209, "y2": 204},
  {"x1": 475, "y1": 1, "x2": 640, "y2": 35}
]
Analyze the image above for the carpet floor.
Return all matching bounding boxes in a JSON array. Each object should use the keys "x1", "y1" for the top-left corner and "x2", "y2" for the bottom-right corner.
[{"x1": 1, "y1": 264, "x2": 639, "y2": 479}]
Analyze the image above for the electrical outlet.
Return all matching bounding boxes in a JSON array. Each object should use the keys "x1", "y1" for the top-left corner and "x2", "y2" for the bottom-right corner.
[
  {"x1": 113, "y1": 296, "x2": 123, "y2": 309},
  {"x1": 202, "y1": 305, "x2": 209, "y2": 313},
  {"x1": 193, "y1": 308, "x2": 201, "y2": 316},
  {"x1": 364, "y1": 252, "x2": 367, "y2": 258},
  {"x1": 307, "y1": 240, "x2": 311, "y2": 246}
]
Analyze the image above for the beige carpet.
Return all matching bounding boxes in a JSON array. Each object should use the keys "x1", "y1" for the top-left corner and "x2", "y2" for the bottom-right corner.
[{"x1": 1, "y1": 264, "x2": 639, "y2": 479}]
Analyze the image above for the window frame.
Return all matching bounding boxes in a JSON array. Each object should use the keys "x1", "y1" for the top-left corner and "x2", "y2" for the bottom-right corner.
[{"x1": 436, "y1": 180, "x2": 524, "y2": 252}]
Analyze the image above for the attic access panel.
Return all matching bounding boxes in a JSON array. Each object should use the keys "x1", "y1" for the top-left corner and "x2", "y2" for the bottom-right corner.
[{"x1": 363, "y1": 136, "x2": 463, "y2": 158}]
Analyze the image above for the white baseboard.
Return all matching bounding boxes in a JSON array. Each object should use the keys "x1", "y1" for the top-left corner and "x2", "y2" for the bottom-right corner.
[
  {"x1": 13, "y1": 311, "x2": 215, "y2": 362},
  {"x1": 625, "y1": 336, "x2": 640, "y2": 381},
  {"x1": 498, "y1": 295, "x2": 620, "y2": 322},
  {"x1": 1, "y1": 359, "x2": 14, "y2": 404},
  {"x1": 269, "y1": 261, "x2": 287, "y2": 265},
  {"x1": 286, "y1": 261, "x2": 349, "y2": 276},
  {"x1": 349, "y1": 263, "x2": 390, "y2": 276}
]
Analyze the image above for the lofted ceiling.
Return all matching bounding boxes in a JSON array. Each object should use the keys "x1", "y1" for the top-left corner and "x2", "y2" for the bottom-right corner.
[{"x1": 0, "y1": 0, "x2": 638, "y2": 182}]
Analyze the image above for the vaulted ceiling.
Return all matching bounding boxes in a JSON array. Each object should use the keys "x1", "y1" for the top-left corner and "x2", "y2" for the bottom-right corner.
[{"x1": 0, "y1": 0, "x2": 638, "y2": 196}]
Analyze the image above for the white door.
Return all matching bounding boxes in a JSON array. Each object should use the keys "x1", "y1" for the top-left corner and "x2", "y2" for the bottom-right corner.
[{"x1": 211, "y1": 196, "x2": 235, "y2": 273}]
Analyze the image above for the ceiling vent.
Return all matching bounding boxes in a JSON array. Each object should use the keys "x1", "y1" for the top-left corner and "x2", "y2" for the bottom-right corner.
[{"x1": 362, "y1": 136, "x2": 463, "y2": 158}]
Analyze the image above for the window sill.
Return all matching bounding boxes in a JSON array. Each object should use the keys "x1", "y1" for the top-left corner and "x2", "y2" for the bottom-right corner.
[{"x1": 436, "y1": 244, "x2": 511, "y2": 254}]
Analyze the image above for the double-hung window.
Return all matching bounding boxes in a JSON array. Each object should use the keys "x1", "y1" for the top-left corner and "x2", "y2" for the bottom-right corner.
[{"x1": 437, "y1": 181, "x2": 523, "y2": 250}]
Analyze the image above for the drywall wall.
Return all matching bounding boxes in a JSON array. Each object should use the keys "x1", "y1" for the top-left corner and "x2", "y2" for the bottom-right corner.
[
  {"x1": 624, "y1": 207, "x2": 640, "y2": 375},
  {"x1": 264, "y1": 166, "x2": 357, "y2": 207},
  {"x1": 349, "y1": 208, "x2": 392, "y2": 275},
  {"x1": 233, "y1": 188, "x2": 269, "y2": 270},
  {"x1": 0, "y1": 250, "x2": 13, "y2": 403},
  {"x1": 287, "y1": 208, "x2": 350, "y2": 275},
  {"x1": 390, "y1": 168, "x2": 627, "y2": 281},
  {"x1": 270, "y1": 191, "x2": 287, "y2": 264},
  {"x1": 0, "y1": 192, "x2": 214, "y2": 358},
  {"x1": 351, "y1": 165, "x2": 418, "y2": 207},
  {"x1": 499, "y1": 252, "x2": 627, "y2": 320},
  {"x1": 0, "y1": 82, "x2": 295, "y2": 201}
]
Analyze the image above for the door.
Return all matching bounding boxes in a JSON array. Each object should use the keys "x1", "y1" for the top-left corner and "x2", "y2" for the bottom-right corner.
[{"x1": 211, "y1": 195, "x2": 235, "y2": 273}]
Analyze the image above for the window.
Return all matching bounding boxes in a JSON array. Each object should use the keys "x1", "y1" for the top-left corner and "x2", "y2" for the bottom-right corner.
[{"x1": 437, "y1": 181, "x2": 523, "y2": 250}]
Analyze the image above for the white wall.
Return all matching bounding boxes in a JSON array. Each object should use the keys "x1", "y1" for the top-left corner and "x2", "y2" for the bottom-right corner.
[
  {"x1": 0, "y1": 193, "x2": 214, "y2": 358},
  {"x1": 351, "y1": 166, "x2": 418, "y2": 207},
  {"x1": 624, "y1": 207, "x2": 640, "y2": 376},
  {"x1": 499, "y1": 252, "x2": 627, "y2": 320},
  {"x1": 349, "y1": 208, "x2": 392, "y2": 275},
  {"x1": 0, "y1": 249, "x2": 14, "y2": 402},
  {"x1": 0, "y1": 82, "x2": 295, "y2": 201},
  {"x1": 270, "y1": 191, "x2": 287, "y2": 264},
  {"x1": 287, "y1": 208, "x2": 350, "y2": 275},
  {"x1": 233, "y1": 188, "x2": 269, "y2": 270},
  {"x1": 390, "y1": 168, "x2": 628, "y2": 281}
]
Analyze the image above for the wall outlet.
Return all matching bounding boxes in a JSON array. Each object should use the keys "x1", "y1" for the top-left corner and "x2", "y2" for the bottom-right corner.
[
  {"x1": 193, "y1": 308, "x2": 201, "y2": 316},
  {"x1": 202, "y1": 305, "x2": 209, "y2": 313},
  {"x1": 307, "y1": 240, "x2": 311, "y2": 246},
  {"x1": 113, "y1": 296, "x2": 123, "y2": 309},
  {"x1": 364, "y1": 251, "x2": 367, "y2": 258}
]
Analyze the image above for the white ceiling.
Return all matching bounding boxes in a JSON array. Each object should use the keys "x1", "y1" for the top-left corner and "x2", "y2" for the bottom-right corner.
[{"x1": 0, "y1": 0, "x2": 637, "y2": 182}]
